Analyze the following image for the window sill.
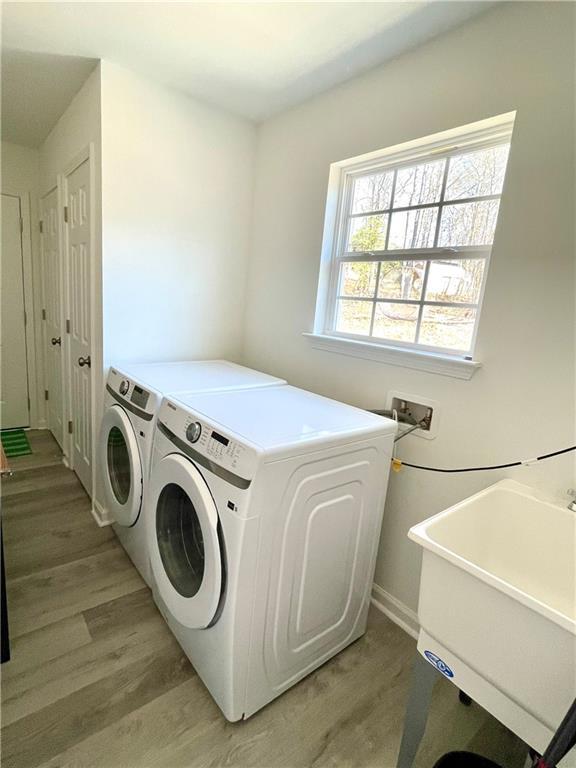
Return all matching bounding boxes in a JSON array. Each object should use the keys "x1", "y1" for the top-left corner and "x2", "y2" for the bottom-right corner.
[{"x1": 303, "y1": 333, "x2": 481, "y2": 380}]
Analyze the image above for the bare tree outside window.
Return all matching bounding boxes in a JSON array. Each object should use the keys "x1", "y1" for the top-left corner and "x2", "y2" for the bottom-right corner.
[{"x1": 332, "y1": 137, "x2": 511, "y2": 355}]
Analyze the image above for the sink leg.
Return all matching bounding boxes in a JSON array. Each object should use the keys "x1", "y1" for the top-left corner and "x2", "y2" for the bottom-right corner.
[
  {"x1": 458, "y1": 690, "x2": 472, "y2": 706},
  {"x1": 397, "y1": 653, "x2": 438, "y2": 768}
]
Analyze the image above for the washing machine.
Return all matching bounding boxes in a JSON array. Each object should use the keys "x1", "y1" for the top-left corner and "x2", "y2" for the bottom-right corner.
[
  {"x1": 98, "y1": 361, "x2": 286, "y2": 585},
  {"x1": 146, "y1": 385, "x2": 397, "y2": 720}
]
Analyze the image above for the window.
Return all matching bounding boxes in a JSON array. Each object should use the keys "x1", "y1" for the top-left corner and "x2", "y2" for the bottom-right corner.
[{"x1": 312, "y1": 114, "x2": 515, "y2": 368}]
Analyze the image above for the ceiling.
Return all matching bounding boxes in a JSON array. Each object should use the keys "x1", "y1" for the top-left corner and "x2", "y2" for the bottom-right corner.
[
  {"x1": 1, "y1": 49, "x2": 97, "y2": 147},
  {"x1": 2, "y1": 2, "x2": 490, "y2": 148}
]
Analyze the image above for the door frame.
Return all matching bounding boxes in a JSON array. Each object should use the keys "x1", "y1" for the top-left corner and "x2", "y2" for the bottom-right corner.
[
  {"x1": 1, "y1": 188, "x2": 41, "y2": 429},
  {"x1": 58, "y1": 143, "x2": 101, "y2": 496}
]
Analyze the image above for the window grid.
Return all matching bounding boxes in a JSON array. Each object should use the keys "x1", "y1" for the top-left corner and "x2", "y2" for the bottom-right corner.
[{"x1": 327, "y1": 135, "x2": 511, "y2": 356}]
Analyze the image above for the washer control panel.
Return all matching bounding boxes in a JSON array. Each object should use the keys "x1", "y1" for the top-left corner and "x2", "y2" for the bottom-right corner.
[
  {"x1": 108, "y1": 369, "x2": 157, "y2": 415},
  {"x1": 160, "y1": 399, "x2": 257, "y2": 481}
]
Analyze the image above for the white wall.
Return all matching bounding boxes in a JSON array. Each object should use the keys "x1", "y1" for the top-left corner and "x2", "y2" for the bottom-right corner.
[
  {"x1": 1, "y1": 141, "x2": 44, "y2": 427},
  {"x1": 40, "y1": 65, "x2": 101, "y2": 194},
  {"x1": 242, "y1": 2, "x2": 576, "y2": 617},
  {"x1": 99, "y1": 61, "x2": 256, "y2": 367}
]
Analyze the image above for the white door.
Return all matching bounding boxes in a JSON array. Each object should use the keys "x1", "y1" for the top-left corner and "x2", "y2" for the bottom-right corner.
[
  {"x1": 1, "y1": 194, "x2": 30, "y2": 429},
  {"x1": 148, "y1": 454, "x2": 223, "y2": 629},
  {"x1": 41, "y1": 188, "x2": 64, "y2": 447},
  {"x1": 64, "y1": 159, "x2": 92, "y2": 494}
]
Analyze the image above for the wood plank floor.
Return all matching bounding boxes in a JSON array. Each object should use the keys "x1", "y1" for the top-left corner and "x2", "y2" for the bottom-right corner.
[{"x1": 1, "y1": 431, "x2": 526, "y2": 768}]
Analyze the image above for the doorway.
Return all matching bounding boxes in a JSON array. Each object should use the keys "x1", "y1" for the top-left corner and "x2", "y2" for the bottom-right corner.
[
  {"x1": 40, "y1": 152, "x2": 94, "y2": 497},
  {"x1": 1, "y1": 193, "x2": 30, "y2": 429}
]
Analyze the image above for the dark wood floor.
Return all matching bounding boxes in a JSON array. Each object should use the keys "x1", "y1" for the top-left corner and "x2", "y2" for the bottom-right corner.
[{"x1": 1, "y1": 431, "x2": 526, "y2": 768}]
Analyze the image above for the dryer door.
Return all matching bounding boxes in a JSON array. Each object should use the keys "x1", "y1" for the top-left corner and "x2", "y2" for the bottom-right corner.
[
  {"x1": 148, "y1": 454, "x2": 223, "y2": 629},
  {"x1": 99, "y1": 405, "x2": 143, "y2": 527}
]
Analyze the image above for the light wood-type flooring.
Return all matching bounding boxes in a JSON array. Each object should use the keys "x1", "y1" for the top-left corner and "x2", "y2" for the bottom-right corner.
[{"x1": 1, "y1": 431, "x2": 526, "y2": 768}]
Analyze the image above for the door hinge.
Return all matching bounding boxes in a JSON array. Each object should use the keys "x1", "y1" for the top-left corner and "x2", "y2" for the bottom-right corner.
[
  {"x1": 39, "y1": 220, "x2": 44, "y2": 234},
  {"x1": 45, "y1": 389, "x2": 49, "y2": 401},
  {"x1": 27, "y1": 397, "x2": 31, "y2": 411},
  {"x1": 66, "y1": 319, "x2": 71, "y2": 334},
  {"x1": 68, "y1": 420, "x2": 73, "y2": 434},
  {"x1": 19, "y1": 218, "x2": 24, "y2": 234},
  {"x1": 63, "y1": 206, "x2": 69, "y2": 223},
  {"x1": 23, "y1": 311, "x2": 27, "y2": 326},
  {"x1": 42, "y1": 308, "x2": 46, "y2": 321}
]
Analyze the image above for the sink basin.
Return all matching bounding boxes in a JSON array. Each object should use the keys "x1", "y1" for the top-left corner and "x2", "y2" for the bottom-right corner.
[{"x1": 409, "y1": 479, "x2": 576, "y2": 756}]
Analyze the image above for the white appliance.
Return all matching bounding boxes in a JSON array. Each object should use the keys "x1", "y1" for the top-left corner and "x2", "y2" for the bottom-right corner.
[
  {"x1": 146, "y1": 385, "x2": 397, "y2": 720},
  {"x1": 98, "y1": 361, "x2": 286, "y2": 584}
]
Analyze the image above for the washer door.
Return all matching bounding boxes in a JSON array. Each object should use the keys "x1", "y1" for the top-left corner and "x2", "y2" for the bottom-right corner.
[
  {"x1": 99, "y1": 405, "x2": 143, "y2": 527},
  {"x1": 148, "y1": 454, "x2": 223, "y2": 629}
]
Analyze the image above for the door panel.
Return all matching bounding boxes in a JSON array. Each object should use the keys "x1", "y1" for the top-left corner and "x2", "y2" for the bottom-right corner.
[
  {"x1": 263, "y1": 451, "x2": 377, "y2": 688},
  {"x1": 1, "y1": 194, "x2": 29, "y2": 429},
  {"x1": 66, "y1": 159, "x2": 92, "y2": 494},
  {"x1": 41, "y1": 188, "x2": 64, "y2": 447}
]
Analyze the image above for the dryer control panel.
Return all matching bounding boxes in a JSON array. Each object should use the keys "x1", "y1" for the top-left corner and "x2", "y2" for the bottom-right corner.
[{"x1": 158, "y1": 398, "x2": 258, "y2": 483}]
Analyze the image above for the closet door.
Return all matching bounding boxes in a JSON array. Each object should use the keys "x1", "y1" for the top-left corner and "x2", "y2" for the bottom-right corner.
[
  {"x1": 64, "y1": 158, "x2": 92, "y2": 495},
  {"x1": 41, "y1": 188, "x2": 64, "y2": 447}
]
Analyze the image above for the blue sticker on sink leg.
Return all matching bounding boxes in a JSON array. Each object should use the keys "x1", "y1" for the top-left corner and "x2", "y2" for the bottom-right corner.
[{"x1": 424, "y1": 650, "x2": 454, "y2": 678}]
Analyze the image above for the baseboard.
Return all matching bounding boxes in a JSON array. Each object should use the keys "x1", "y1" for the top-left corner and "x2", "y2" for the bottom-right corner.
[
  {"x1": 91, "y1": 499, "x2": 112, "y2": 527},
  {"x1": 371, "y1": 583, "x2": 419, "y2": 640}
]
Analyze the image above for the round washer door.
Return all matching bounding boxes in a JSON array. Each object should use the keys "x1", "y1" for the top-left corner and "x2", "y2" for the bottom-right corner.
[
  {"x1": 99, "y1": 405, "x2": 143, "y2": 527},
  {"x1": 148, "y1": 454, "x2": 223, "y2": 629}
]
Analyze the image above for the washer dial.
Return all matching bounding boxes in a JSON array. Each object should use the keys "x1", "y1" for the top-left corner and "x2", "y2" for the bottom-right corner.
[{"x1": 186, "y1": 422, "x2": 202, "y2": 443}]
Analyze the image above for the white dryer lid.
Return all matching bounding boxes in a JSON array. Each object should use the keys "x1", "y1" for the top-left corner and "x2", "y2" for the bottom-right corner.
[
  {"x1": 171, "y1": 385, "x2": 396, "y2": 451},
  {"x1": 112, "y1": 360, "x2": 285, "y2": 395}
]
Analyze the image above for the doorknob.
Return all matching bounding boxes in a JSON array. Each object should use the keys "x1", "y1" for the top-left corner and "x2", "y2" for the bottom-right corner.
[
  {"x1": 51, "y1": 337, "x2": 61, "y2": 346},
  {"x1": 78, "y1": 355, "x2": 91, "y2": 368}
]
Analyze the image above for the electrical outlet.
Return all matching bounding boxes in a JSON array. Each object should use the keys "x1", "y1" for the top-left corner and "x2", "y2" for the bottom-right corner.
[{"x1": 385, "y1": 391, "x2": 440, "y2": 440}]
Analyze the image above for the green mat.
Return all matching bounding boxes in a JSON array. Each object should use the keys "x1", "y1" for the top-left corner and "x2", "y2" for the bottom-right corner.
[{"x1": 1, "y1": 429, "x2": 32, "y2": 458}]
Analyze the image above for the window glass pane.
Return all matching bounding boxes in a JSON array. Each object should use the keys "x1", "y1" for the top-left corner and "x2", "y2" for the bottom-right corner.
[
  {"x1": 107, "y1": 426, "x2": 131, "y2": 504},
  {"x1": 339, "y1": 262, "x2": 377, "y2": 297},
  {"x1": 351, "y1": 171, "x2": 394, "y2": 214},
  {"x1": 388, "y1": 207, "x2": 438, "y2": 250},
  {"x1": 378, "y1": 260, "x2": 424, "y2": 301},
  {"x1": 335, "y1": 299, "x2": 373, "y2": 335},
  {"x1": 424, "y1": 259, "x2": 485, "y2": 304},
  {"x1": 393, "y1": 159, "x2": 445, "y2": 207},
  {"x1": 445, "y1": 144, "x2": 510, "y2": 200},
  {"x1": 418, "y1": 306, "x2": 477, "y2": 351},
  {"x1": 156, "y1": 483, "x2": 205, "y2": 598},
  {"x1": 347, "y1": 214, "x2": 388, "y2": 252},
  {"x1": 438, "y1": 200, "x2": 500, "y2": 247},
  {"x1": 373, "y1": 303, "x2": 418, "y2": 343}
]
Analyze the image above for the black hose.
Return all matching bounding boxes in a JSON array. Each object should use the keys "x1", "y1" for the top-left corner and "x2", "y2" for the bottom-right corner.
[{"x1": 398, "y1": 445, "x2": 576, "y2": 473}]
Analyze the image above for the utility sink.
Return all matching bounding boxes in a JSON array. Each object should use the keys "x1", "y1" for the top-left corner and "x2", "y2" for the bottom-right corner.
[{"x1": 409, "y1": 479, "x2": 576, "y2": 757}]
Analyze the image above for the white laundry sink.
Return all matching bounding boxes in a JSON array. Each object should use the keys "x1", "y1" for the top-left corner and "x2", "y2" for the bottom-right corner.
[{"x1": 409, "y1": 479, "x2": 576, "y2": 758}]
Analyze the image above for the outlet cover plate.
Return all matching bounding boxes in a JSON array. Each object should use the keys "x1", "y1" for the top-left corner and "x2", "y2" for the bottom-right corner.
[{"x1": 385, "y1": 391, "x2": 440, "y2": 440}]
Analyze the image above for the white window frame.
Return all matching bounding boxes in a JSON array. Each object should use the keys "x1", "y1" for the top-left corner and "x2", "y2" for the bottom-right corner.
[{"x1": 307, "y1": 113, "x2": 516, "y2": 379}]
